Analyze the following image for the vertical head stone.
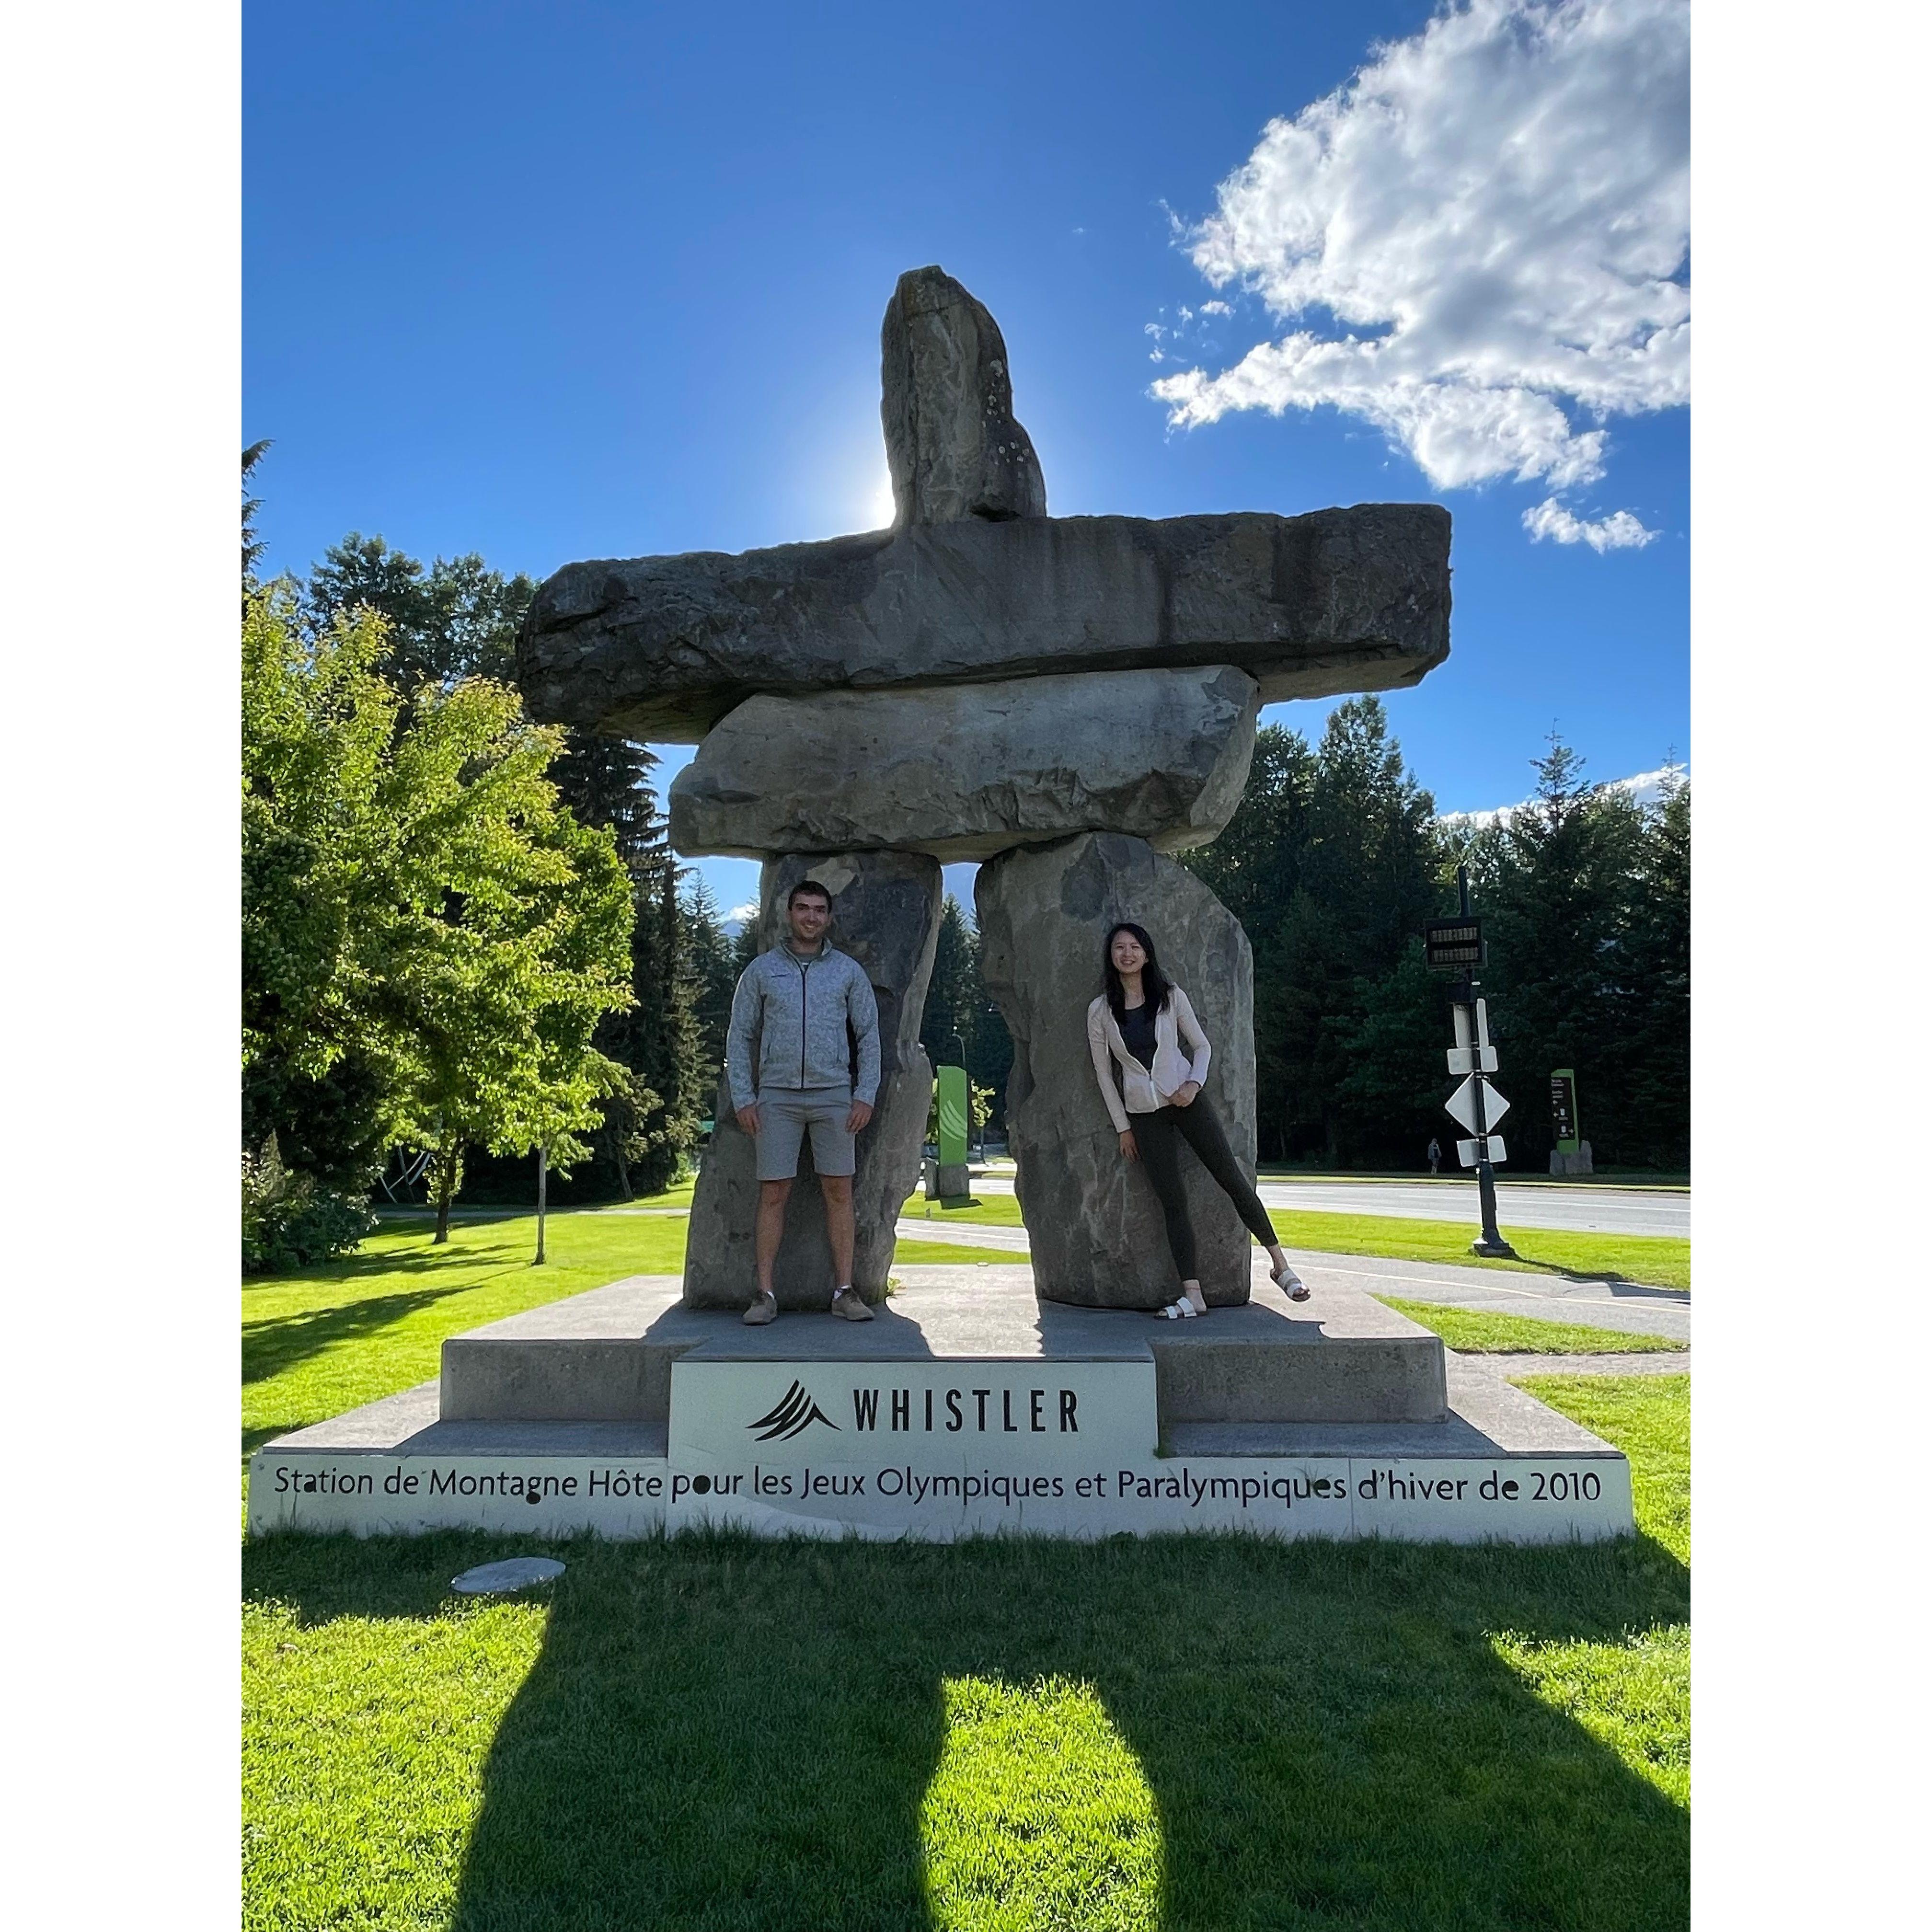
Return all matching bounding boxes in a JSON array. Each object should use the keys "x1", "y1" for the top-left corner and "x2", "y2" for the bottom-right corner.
[{"x1": 881, "y1": 265, "x2": 1047, "y2": 527}]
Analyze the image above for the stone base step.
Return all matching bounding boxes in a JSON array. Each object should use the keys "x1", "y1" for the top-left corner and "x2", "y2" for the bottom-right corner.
[{"x1": 438, "y1": 1269, "x2": 1448, "y2": 1430}]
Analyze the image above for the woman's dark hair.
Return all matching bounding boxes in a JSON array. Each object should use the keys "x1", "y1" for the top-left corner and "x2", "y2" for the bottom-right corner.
[{"x1": 1102, "y1": 923, "x2": 1173, "y2": 1021}]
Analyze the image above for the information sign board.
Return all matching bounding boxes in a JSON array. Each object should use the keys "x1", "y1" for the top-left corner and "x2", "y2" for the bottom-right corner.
[{"x1": 1549, "y1": 1069, "x2": 1580, "y2": 1153}]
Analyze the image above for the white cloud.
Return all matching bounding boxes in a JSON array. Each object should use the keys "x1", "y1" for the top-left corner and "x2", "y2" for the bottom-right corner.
[
  {"x1": 1152, "y1": 0, "x2": 1688, "y2": 502},
  {"x1": 1199, "y1": 300, "x2": 1232, "y2": 317},
  {"x1": 1438, "y1": 760, "x2": 1685, "y2": 828},
  {"x1": 1522, "y1": 496, "x2": 1657, "y2": 551},
  {"x1": 724, "y1": 901, "x2": 758, "y2": 934},
  {"x1": 1609, "y1": 762, "x2": 1687, "y2": 807}
]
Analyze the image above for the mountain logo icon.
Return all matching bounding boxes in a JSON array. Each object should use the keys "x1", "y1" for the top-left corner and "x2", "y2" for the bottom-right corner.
[{"x1": 747, "y1": 1379, "x2": 842, "y2": 1442}]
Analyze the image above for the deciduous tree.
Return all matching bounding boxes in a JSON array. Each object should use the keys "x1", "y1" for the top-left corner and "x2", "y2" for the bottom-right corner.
[{"x1": 242, "y1": 587, "x2": 635, "y2": 1244}]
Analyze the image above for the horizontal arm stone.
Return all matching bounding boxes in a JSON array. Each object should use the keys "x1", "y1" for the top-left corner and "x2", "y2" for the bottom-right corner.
[
  {"x1": 667, "y1": 667, "x2": 1260, "y2": 862},
  {"x1": 519, "y1": 503, "x2": 1450, "y2": 742}
]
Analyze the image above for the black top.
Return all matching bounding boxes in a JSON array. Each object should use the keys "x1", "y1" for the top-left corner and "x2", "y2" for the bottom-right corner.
[{"x1": 1117, "y1": 999, "x2": 1158, "y2": 1071}]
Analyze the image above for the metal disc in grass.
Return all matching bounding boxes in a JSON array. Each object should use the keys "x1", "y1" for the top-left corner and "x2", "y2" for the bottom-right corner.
[{"x1": 451, "y1": 1557, "x2": 565, "y2": 1596}]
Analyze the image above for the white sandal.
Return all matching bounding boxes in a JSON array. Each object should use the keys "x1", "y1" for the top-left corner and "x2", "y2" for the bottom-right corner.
[
  {"x1": 1155, "y1": 1296, "x2": 1205, "y2": 1319},
  {"x1": 1272, "y1": 1263, "x2": 1311, "y2": 1303}
]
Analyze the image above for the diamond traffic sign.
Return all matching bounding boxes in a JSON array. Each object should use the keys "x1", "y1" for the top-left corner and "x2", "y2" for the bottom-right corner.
[{"x1": 1445, "y1": 1076, "x2": 1511, "y2": 1136}]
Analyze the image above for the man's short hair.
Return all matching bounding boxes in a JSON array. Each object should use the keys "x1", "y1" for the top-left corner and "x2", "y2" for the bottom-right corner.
[{"x1": 788, "y1": 879, "x2": 833, "y2": 908}]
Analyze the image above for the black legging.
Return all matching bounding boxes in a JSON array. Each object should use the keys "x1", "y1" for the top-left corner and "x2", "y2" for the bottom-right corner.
[{"x1": 1132, "y1": 1097, "x2": 1278, "y2": 1279}]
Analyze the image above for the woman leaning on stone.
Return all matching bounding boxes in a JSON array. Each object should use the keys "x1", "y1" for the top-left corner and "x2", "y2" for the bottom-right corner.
[{"x1": 1085, "y1": 922, "x2": 1309, "y2": 1319}]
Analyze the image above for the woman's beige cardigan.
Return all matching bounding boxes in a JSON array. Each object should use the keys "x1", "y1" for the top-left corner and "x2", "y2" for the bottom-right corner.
[{"x1": 1084, "y1": 988, "x2": 1212, "y2": 1135}]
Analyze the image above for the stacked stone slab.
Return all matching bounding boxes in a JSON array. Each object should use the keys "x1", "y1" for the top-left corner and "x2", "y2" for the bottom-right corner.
[{"x1": 518, "y1": 264, "x2": 1453, "y2": 1310}]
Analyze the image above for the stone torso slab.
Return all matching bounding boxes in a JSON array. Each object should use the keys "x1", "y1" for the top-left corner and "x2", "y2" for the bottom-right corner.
[{"x1": 667, "y1": 666, "x2": 1261, "y2": 862}]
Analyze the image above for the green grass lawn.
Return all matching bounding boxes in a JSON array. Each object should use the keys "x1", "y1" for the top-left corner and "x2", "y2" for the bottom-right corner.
[
  {"x1": 244, "y1": 1196, "x2": 1690, "y2": 1931},
  {"x1": 1269, "y1": 1211, "x2": 1690, "y2": 1292},
  {"x1": 245, "y1": 1203, "x2": 1002, "y2": 1472},
  {"x1": 243, "y1": 1374, "x2": 1688, "y2": 1930},
  {"x1": 1376, "y1": 1298, "x2": 1687, "y2": 1356},
  {"x1": 904, "y1": 1193, "x2": 1690, "y2": 1293}
]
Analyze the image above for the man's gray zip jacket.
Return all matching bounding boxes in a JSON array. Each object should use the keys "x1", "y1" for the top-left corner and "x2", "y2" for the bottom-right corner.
[{"x1": 725, "y1": 943, "x2": 881, "y2": 1112}]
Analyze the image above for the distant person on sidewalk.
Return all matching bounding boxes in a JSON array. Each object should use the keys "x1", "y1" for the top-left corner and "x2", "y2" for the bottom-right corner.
[
  {"x1": 1428, "y1": 1137, "x2": 1442, "y2": 1175},
  {"x1": 1086, "y1": 921, "x2": 1310, "y2": 1318},
  {"x1": 725, "y1": 880, "x2": 880, "y2": 1325}
]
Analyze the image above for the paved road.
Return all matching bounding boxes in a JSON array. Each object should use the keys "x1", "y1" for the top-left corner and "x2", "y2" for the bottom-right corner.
[{"x1": 963, "y1": 1173, "x2": 1688, "y2": 1237}]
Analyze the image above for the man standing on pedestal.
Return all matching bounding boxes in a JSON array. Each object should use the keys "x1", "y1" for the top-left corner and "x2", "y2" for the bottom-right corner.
[{"x1": 725, "y1": 879, "x2": 880, "y2": 1324}]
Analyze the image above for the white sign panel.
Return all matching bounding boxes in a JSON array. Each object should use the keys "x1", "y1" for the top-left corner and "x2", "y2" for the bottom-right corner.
[
  {"x1": 248, "y1": 1443, "x2": 1629, "y2": 1545},
  {"x1": 672, "y1": 1358, "x2": 1158, "y2": 1468},
  {"x1": 1457, "y1": 1134, "x2": 1507, "y2": 1168},
  {"x1": 1446, "y1": 1045, "x2": 1498, "y2": 1075},
  {"x1": 1445, "y1": 1076, "x2": 1511, "y2": 1135}
]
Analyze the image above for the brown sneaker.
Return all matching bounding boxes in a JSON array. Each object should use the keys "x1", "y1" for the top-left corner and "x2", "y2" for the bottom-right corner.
[
  {"x1": 831, "y1": 1288, "x2": 874, "y2": 1322},
  {"x1": 743, "y1": 1290, "x2": 778, "y2": 1325}
]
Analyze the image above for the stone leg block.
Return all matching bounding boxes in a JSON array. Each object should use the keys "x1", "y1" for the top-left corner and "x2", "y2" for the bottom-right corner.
[
  {"x1": 683, "y1": 851, "x2": 940, "y2": 1310},
  {"x1": 978, "y1": 831, "x2": 1258, "y2": 1310}
]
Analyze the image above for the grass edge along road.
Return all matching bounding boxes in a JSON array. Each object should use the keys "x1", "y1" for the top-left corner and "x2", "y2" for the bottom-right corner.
[
  {"x1": 243, "y1": 1371, "x2": 1689, "y2": 1931},
  {"x1": 1377, "y1": 1299, "x2": 1686, "y2": 1356},
  {"x1": 910, "y1": 1192, "x2": 1690, "y2": 1293}
]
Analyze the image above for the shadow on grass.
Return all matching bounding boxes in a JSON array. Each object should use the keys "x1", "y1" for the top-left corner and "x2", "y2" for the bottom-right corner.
[
  {"x1": 245, "y1": 1248, "x2": 523, "y2": 1296},
  {"x1": 242, "y1": 1287, "x2": 472, "y2": 1386},
  {"x1": 245, "y1": 1529, "x2": 1689, "y2": 1932}
]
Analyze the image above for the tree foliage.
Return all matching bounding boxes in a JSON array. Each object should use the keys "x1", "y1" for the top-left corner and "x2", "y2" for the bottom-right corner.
[
  {"x1": 242, "y1": 440, "x2": 271, "y2": 589},
  {"x1": 1185, "y1": 699, "x2": 1441, "y2": 1163},
  {"x1": 1450, "y1": 748, "x2": 1690, "y2": 1170},
  {"x1": 542, "y1": 732, "x2": 706, "y2": 1199},
  {"x1": 683, "y1": 878, "x2": 741, "y2": 1102},
  {"x1": 1185, "y1": 704, "x2": 1689, "y2": 1171},
  {"x1": 304, "y1": 534, "x2": 534, "y2": 692},
  {"x1": 919, "y1": 894, "x2": 1015, "y2": 1130},
  {"x1": 242, "y1": 586, "x2": 635, "y2": 1246}
]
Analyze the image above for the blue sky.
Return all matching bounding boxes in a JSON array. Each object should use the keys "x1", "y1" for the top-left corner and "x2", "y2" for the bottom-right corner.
[{"x1": 245, "y1": 0, "x2": 1689, "y2": 920}]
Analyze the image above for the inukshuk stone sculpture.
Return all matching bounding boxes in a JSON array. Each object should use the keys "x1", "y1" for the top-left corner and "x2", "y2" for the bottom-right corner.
[{"x1": 518, "y1": 265, "x2": 1451, "y2": 1310}]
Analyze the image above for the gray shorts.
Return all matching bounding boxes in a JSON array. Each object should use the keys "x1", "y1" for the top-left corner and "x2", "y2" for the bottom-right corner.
[{"x1": 754, "y1": 1085, "x2": 856, "y2": 1181}]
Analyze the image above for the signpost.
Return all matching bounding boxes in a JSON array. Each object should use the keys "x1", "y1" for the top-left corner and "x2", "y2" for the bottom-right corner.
[{"x1": 1428, "y1": 869, "x2": 1516, "y2": 1258}]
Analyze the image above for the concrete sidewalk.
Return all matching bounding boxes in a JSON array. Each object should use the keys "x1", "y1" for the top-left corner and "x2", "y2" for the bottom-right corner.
[{"x1": 890, "y1": 1237, "x2": 1690, "y2": 1347}]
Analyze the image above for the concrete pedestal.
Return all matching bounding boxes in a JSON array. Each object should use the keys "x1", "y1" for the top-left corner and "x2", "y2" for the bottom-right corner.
[{"x1": 251, "y1": 1263, "x2": 1632, "y2": 1545}]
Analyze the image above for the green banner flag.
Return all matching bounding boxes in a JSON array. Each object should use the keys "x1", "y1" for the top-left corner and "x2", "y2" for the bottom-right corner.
[{"x1": 936, "y1": 1064, "x2": 968, "y2": 1169}]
